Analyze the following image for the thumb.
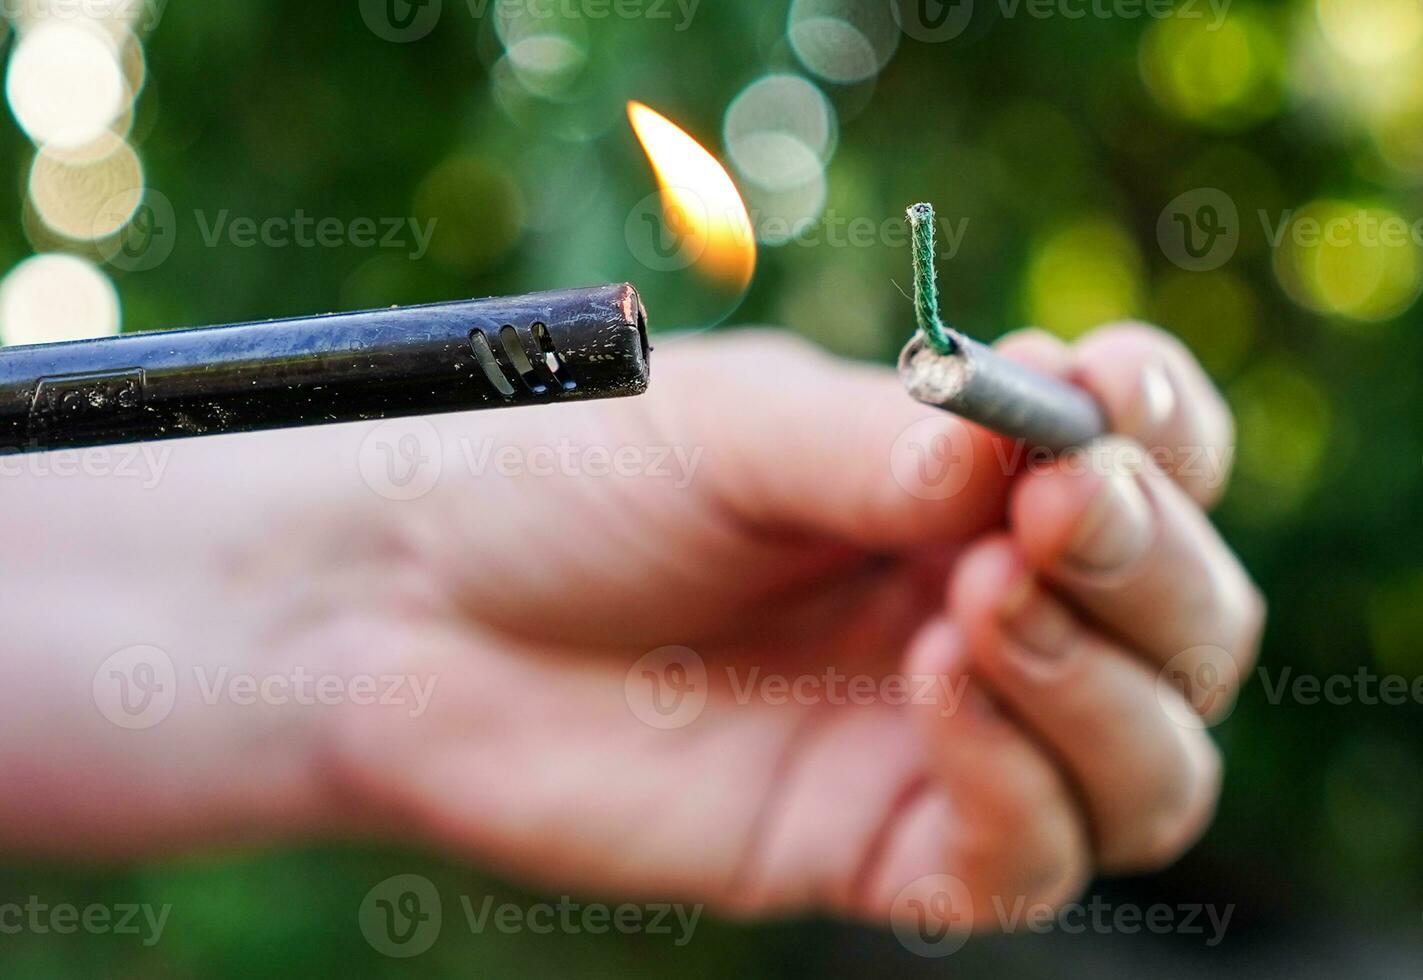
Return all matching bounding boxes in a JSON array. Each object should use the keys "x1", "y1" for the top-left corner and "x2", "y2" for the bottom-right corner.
[{"x1": 651, "y1": 331, "x2": 1010, "y2": 549}]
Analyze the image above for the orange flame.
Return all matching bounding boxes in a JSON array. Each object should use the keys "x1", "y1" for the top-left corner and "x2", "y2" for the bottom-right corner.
[{"x1": 627, "y1": 100, "x2": 756, "y2": 293}]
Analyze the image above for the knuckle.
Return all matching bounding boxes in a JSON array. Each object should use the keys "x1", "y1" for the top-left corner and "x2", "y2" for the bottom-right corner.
[
  {"x1": 959, "y1": 532, "x2": 1019, "y2": 576},
  {"x1": 998, "y1": 326, "x2": 1066, "y2": 351},
  {"x1": 950, "y1": 534, "x2": 1019, "y2": 604},
  {"x1": 995, "y1": 327, "x2": 1072, "y2": 368},
  {"x1": 1082, "y1": 320, "x2": 1192, "y2": 363}
]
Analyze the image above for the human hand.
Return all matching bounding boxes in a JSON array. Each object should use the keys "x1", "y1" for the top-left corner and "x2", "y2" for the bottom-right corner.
[
  {"x1": 0, "y1": 323, "x2": 1262, "y2": 938},
  {"x1": 300, "y1": 323, "x2": 1263, "y2": 928}
]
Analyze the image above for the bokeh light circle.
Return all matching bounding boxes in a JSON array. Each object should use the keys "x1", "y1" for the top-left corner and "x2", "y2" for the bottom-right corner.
[
  {"x1": 1273, "y1": 200, "x2": 1423, "y2": 322},
  {"x1": 725, "y1": 74, "x2": 837, "y2": 192},
  {"x1": 505, "y1": 34, "x2": 588, "y2": 99},
  {"x1": 28, "y1": 137, "x2": 144, "y2": 241},
  {"x1": 493, "y1": 2, "x2": 590, "y2": 101},
  {"x1": 1316, "y1": 0, "x2": 1423, "y2": 68},
  {"x1": 1025, "y1": 217, "x2": 1143, "y2": 339},
  {"x1": 788, "y1": 0, "x2": 900, "y2": 85},
  {"x1": 726, "y1": 74, "x2": 836, "y2": 161},
  {"x1": 1151, "y1": 269, "x2": 1258, "y2": 378},
  {"x1": 1230, "y1": 358, "x2": 1331, "y2": 512},
  {"x1": 743, "y1": 176, "x2": 829, "y2": 247},
  {"x1": 1140, "y1": 11, "x2": 1283, "y2": 130},
  {"x1": 0, "y1": 253, "x2": 120, "y2": 347},
  {"x1": 5, "y1": 20, "x2": 127, "y2": 149}
]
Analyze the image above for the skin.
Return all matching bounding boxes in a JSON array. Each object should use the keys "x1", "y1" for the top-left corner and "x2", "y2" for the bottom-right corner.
[{"x1": 0, "y1": 322, "x2": 1263, "y2": 933}]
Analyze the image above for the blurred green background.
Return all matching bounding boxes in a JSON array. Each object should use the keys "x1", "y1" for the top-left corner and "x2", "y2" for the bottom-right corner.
[{"x1": 3, "y1": 0, "x2": 1423, "y2": 975}]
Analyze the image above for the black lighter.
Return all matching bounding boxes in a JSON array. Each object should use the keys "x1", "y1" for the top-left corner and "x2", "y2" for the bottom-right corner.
[{"x1": 0, "y1": 283, "x2": 651, "y2": 453}]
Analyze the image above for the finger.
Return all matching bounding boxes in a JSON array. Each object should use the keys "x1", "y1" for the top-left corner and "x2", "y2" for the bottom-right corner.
[
  {"x1": 952, "y1": 536, "x2": 1222, "y2": 872},
  {"x1": 994, "y1": 327, "x2": 1074, "y2": 376},
  {"x1": 857, "y1": 618, "x2": 1091, "y2": 927},
  {"x1": 1010, "y1": 438, "x2": 1266, "y2": 720},
  {"x1": 1068, "y1": 323, "x2": 1235, "y2": 507},
  {"x1": 650, "y1": 331, "x2": 1011, "y2": 549}
]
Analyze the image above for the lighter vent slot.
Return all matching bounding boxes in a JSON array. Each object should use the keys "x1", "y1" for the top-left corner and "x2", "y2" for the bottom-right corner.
[
  {"x1": 469, "y1": 329, "x2": 515, "y2": 398},
  {"x1": 532, "y1": 322, "x2": 575, "y2": 391},
  {"x1": 499, "y1": 325, "x2": 546, "y2": 394},
  {"x1": 469, "y1": 324, "x2": 575, "y2": 398}
]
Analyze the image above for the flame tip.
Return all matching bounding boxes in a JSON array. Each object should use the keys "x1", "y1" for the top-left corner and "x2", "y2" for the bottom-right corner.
[{"x1": 626, "y1": 102, "x2": 756, "y2": 293}]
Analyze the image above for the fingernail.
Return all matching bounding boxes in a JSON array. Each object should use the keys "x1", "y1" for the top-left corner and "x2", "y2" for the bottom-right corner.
[
  {"x1": 1134, "y1": 362, "x2": 1177, "y2": 438},
  {"x1": 1067, "y1": 468, "x2": 1153, "y2": 572},
  {"x1": 998, "y1": 579, "x2": 1078, "y2": 662}
]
